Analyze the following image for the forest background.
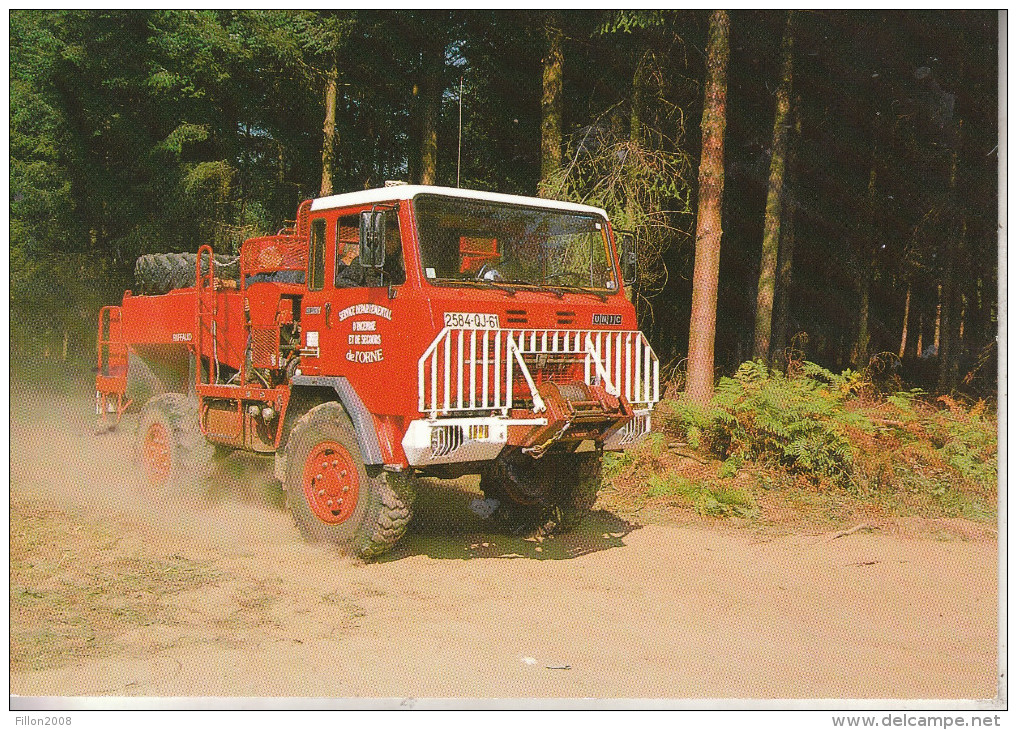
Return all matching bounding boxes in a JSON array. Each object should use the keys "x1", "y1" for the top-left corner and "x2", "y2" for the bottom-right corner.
[{"x1": 9, "y1": 10, "x2": 999, "y2": 398}]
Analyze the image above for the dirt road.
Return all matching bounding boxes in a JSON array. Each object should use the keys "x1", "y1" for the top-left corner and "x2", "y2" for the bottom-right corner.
[{"x1": 10, "y1": 381, "x2": 1000, "y2": 700}]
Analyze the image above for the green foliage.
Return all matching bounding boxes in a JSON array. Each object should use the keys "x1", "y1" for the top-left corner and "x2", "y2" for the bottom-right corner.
[
  {"x1": 664, "y1": 360, "x2": 997, "y2": 502},
  {"x1": 605, "y1": 431, "x2": 668, "y2": 480},
  {"x1": 718, "y1": 454, "x2": 743, "y2": 479},
  {"x1": 596, "y1": 11, "x2": 670, "y2": 35},
  {"x1": 885, "y1": 388, "x2": 927, "y2": 414},
  {"x1": 542, "y1": 131, "x2": 692, "y2": 304},
  {"x1": 642, "y1": 472, "x2": 756, "y2": 518},
  {"x1": 703, "y1": 360, "x2": 877, "y2": 486},
  {"x1": 928, "y1": 399, "x2": 998, "y2": 486},
  {"x1": 601, "y1": 450, "x2": 632, "y2": 480},
  {"x1": 645, "y1": 472, "x2": 689, "y2": 498}
]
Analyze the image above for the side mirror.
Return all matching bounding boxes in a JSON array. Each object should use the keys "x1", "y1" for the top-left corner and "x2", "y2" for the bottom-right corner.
[
  {"x1": 359, "y1": 210, "x2": 386, "y2": 269},
  {"x1": 619, "y1": 232, "x2": 637, "y2": 285}
]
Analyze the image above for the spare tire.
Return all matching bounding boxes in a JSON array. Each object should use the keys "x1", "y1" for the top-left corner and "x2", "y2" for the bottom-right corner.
[{"x1": 135, "y1": 252, "x2": 240, "y2": 295}]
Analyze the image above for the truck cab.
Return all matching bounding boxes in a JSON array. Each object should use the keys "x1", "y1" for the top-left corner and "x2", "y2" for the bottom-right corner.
[{"x1": 289, "y1": 185, "x2": 659, "y2": 471}]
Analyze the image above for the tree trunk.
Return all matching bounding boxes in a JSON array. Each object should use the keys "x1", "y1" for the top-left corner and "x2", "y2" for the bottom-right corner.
[
  {"x1": 853, "y1": 274, "x2": 871, "y2": 368},
  {"x1": 408, "y1": 83, "x2": 421, "y2": 185},
  {"x1": 752, "y1": 10, "x2": 795, "y2": 362},
  {"x1": 627, "y1": 54, "x2": 649, "y2": 328},
  {"x1": 685, "y1": 9, "x2": 730, "y2": 407},
  {"x1": 937, "y1": 135, "x2": 960, "y2": 391},
  {"x1": 539, "y1": 11, "x2": 564, "y2": 195},
  {"x1": 851, "y1": 158, "x2": 878, "y2": 368},
  {"x1": 420, "y1": 74, "x2": 440, "y2": 185},
  {"x1": 320, "y1": 64, "x2": 339, "y2": 197},
  {"x1": 899, "y1": 284, "x2": 911, "y2": 359},
  {"x1": 934, "y1": 284, "x2": 942, "y2": 353},
  {"x1": 630, "y1": 52, "x2": 649, "y2": 146},
  {"x1": 772, "y1": 96, "x2": 801, "y2": 358},
  {"x1": 951, "y1": 216, "x2": 968, "y2": 382},
  {"x1": 959, "y1": 292, "x2": 966, "y2": 343}
]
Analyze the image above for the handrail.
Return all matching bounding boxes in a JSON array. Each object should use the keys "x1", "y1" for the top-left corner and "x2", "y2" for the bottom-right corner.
[
  {"x1": 195, "y1": 244, "x2": 218, "y2": 388},
  {"x1": 96, "y1": 305, "x2": 129, "y2": 423},
  {"x1": 96, "y1": 305, "x2": 125, "y2": 377}
]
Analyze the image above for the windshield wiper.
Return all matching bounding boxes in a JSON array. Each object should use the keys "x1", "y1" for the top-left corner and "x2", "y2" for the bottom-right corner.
[
  {"x1": 568, "y1": 286, "x2": 609, "y2": 302},
  {"x1": 478, "y1": 280, "x2": 517, "y2": 296},
  {"x1": 515, "y1": 279, "x2": 563, "y2": 298},
  {"x1": 536, "y1": 284, "x2": 566, "y2": 298},
  {"x1": 502, "y1": 280, "x2": 565, "y2": 298},
  {"x1": 431, "y1": 279, "x2": 515, "y2": 296}
]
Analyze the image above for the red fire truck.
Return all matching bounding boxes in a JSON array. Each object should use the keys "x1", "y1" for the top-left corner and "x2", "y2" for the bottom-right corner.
[{"x1": 97, "y1": 185, "x2": 660, "y2": 557}]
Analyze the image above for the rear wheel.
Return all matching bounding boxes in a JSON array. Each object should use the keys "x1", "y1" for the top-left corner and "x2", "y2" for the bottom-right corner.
[
  {"x1": 135, "y1": 393, "x2": 217, "y2": 504},
  {"x1": 283, "y1": 402, "x2": 414, "y2": 558}
]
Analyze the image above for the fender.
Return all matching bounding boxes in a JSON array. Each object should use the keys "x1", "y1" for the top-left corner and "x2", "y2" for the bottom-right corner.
[{"x1": 289, "y1": 375, "x2": 384, "y2": 465}]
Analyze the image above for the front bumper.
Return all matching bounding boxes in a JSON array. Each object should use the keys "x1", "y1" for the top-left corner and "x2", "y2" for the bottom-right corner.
[{"x1": 401, "y1": 410, "x2": 652, "y2": 467}]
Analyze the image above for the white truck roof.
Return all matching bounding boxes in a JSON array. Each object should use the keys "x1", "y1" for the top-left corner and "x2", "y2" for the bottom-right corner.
[{"x1": 310, "y1": 185, "x2": 609, "y2": 219}]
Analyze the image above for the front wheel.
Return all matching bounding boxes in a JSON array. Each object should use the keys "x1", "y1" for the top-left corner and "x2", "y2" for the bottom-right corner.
[
  {"x1": 480, "y1": 450, "x2": 602, "y2": 536},
  {"x1": 283, "y1": 402, "x2": 414, "y2": 558}
]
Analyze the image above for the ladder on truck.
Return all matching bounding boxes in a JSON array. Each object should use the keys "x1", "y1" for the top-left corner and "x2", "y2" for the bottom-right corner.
[
  {"x1": 194, "y1": 245, "x2": 222, "y2": 390},
  {"x1": 96, "y1": 305, "x2": 130, "y2": 424}
]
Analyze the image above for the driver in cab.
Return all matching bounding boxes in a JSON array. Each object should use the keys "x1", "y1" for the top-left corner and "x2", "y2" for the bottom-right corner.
[
  {"x1": 335, "y1": 239, "x2": 365, "y2": 288},
  {"x1": 335, "y1": 215, "x2": 405, "y2": 288}
]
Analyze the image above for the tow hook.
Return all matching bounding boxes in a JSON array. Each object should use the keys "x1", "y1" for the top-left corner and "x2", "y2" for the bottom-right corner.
[{"x1": 522, "y1": 418, "x2": 572, "y2": 459}]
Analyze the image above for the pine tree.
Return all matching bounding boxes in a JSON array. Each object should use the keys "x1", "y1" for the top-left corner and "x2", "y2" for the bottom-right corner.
[{"x1": 686, "y1": 9, "x2": 730, "y2": 406}]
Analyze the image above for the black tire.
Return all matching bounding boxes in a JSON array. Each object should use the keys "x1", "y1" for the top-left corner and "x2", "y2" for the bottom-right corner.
[
  {"x1": 480, "y1": 450, "x2": 602, "y2": 536},
  {"x1": 553, "y1": 451, "x2": 602, "y2": 532},
  {"x1": 135, "y1": 393, "x2": 217, "y2": 505},
  {"x1": 283, "y1": 402, "x2": 414, "y2": 558},
  {"x1": 135, "y1": 252, "x2": 239, "y2": 295},
  {"x1": 479, "y1": 458, "x2": 548, "y2": 534}
]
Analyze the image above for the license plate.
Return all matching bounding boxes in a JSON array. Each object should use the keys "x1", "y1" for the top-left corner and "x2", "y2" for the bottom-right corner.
[{"x1": 444, "y1": 312, "x2": 500, "y2": 329}]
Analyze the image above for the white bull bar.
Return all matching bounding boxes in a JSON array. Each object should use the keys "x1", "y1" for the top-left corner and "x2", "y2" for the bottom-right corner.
[{"x1": 416, "y1": 327, "x2": 660, "y2": 419}]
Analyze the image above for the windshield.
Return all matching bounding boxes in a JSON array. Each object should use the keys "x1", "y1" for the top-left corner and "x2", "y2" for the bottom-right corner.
[{"x1": 414, "y1": 195, "x2": 617, "y2": 291}]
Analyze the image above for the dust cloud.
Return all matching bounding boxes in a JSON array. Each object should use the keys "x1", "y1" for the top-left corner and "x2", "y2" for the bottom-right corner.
[{"x1": 9, "y1": 377, "x2": 319, "y2": 558}]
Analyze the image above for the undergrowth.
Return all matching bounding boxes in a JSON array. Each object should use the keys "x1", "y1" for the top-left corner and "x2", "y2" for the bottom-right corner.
[{"x1": 612, "y1": 358, "x2": 997, "y2": 524}]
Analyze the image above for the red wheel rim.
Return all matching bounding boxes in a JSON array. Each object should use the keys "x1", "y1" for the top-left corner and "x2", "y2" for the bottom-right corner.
[
  {"x1": 302, "y1": 441, "x2": 360, "y2": 525},
  {"x1": 142, "y1": 422, "x2": 172, "y2": 487}
]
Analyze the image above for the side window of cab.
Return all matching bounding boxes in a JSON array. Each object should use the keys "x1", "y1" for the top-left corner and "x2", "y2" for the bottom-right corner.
[
  {"x1": 308, "y1": 218, "x2": 327, "y2": 291},
  {"x1": 334, "y1": 208, "x2": 406, "y2": 288},
  {"x1": 334, "y1": 215, "x2": 360, "y2": 288},
  {"x1": 384, "y1": 211, "x2": 406, "y2": 286}
]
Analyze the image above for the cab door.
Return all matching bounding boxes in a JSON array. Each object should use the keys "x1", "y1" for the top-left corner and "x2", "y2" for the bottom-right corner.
[
  {"x1": 314, "y1": 208, "x2": 417, "y2": 420},
  {"x1": 297, "y1": 217, "x2": 330, "y2": 376}
]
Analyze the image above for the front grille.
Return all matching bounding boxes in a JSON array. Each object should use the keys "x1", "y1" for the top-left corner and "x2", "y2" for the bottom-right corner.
[
  {"x1": 519, "y1": 353, "x2": 583, "y2": 386},
  {"x1": 506, "y1": 308, "x2": 528, "y2": 325},
  {"x1": 430, "y1": 425, "x2": 464, "y2": 457}
]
